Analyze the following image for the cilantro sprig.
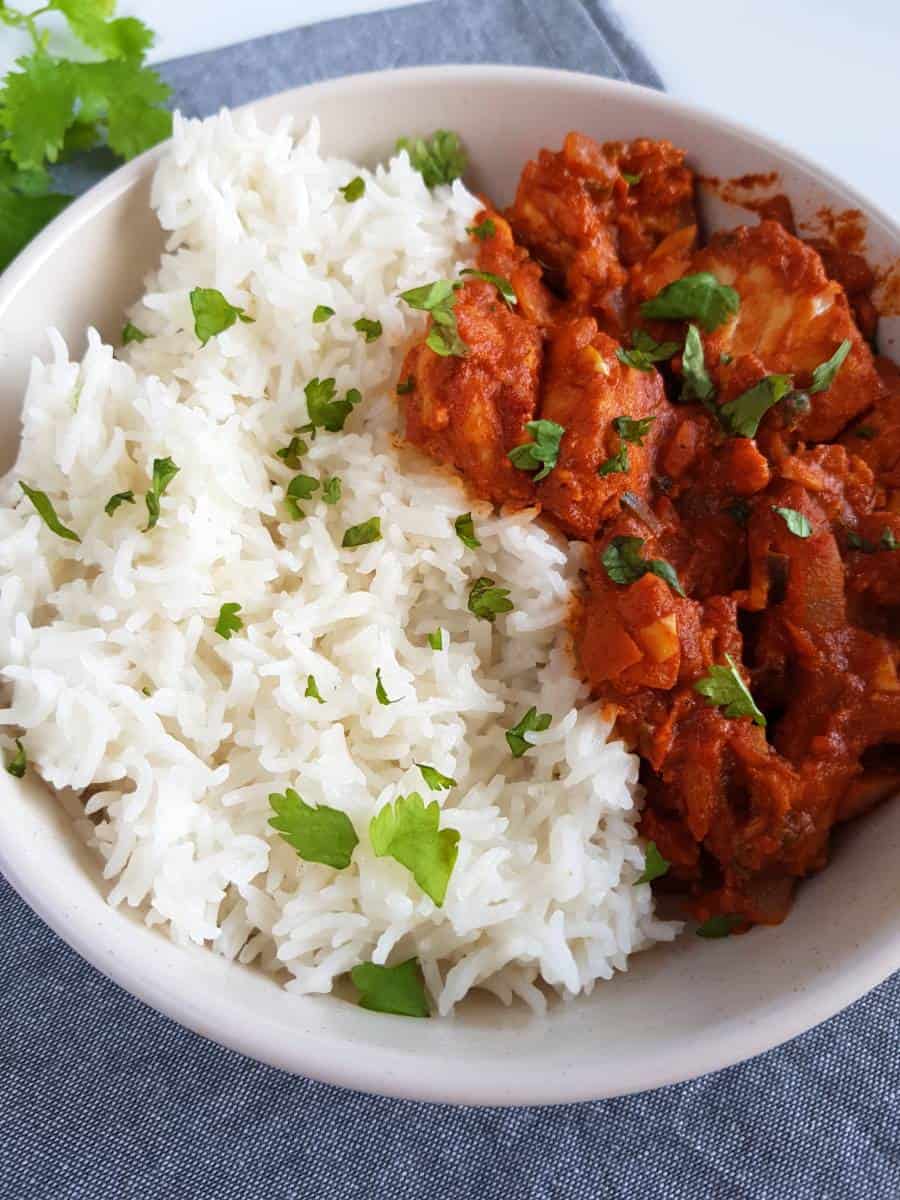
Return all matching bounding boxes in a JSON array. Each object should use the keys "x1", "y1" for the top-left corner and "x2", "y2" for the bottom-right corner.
[
  {"x1": 640, "y1": 273, "x2": 740, "y2": 332},
  {"x1": 616, "y1": 329, "x2": 679, "y2": 372},
  {"x1": 601, "y1": 536, "x2": 685, "y2": 597},
  {"x1": 694, "y1": 654, "x2": 766, "y2": 727},
  {"x1": 351, "y1": 959, "x2": 429, "y2": 1018},
  {"x1": 370, "y1": 791, "x2": 459, "y2": 906},
  {"x1": 269, "y1": 787, "x2": 358, "y2": 870},
  {"x1": 508, "y1": 420, "x2": 565, "y2": 482},
  {"x1": 399, "y1": 279, "x2": 468, "y2": 358},
  {"x1": 396, "y1": 130, "x2": 466, "y2": 188}
]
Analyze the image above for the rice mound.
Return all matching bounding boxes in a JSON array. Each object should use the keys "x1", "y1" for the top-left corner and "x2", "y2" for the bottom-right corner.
[{"x1": 0, "y1": 111, "x2": 679, "y2": 1014}]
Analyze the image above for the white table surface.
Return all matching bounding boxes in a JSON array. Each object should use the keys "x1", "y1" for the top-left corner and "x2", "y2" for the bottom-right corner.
[{"x1": 0, "y1": 0, "x2": 896, "y2": 216}]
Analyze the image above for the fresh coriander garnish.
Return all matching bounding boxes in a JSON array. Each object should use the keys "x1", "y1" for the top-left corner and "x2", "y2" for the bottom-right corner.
[
  {"x1": 427, "y1": 629, "x2": 443, "y2": 650},
  {"x1": 370, "y1": 791, "x2": 459, "y2": 906},
  {"x1": 467, "y1": 576, "x2": 513, "y2": 622},
  {"x1": 634, "y1": 841, "x2": 670, "y2": 885},
  {"x1": 351, "y1": 959, "x2": 429, "y2": 1018},
  {"x1": 353, "y1": 317, "x2": 382, "y2": 342},
  {"x1": 809, "y1": 339, "x2": 852, "y2": 394},
  {"x1": 467, "y1": 217, "x2": 496, "y2": 240},
  {"x1": 19, "y1": 482, "x2": 80, "y2": 542},
  {"x1": 375, "y1": 668, "x2": 400, "y2": 706},
  {"x1": 694, "y1": 653, "x2": 765, "y2": 726},
  {"x1": 506, "y1": 706, "x2": 551, "y2": 758},
  {"x1": 621, "y1": 171, "x2": 643, "y2": 186},
  {"x1": 616, "y1": 329, "x2": 679, "y2": 372},
  {"x1": 772, "y1": 506, "x2": 812, "y2": 538},
  {"x1": 121, "y1": 321, "x2": 147, "y2": 344},
  {"x1": 189, "y1": 287, "x2": 254, "y2": 346},
  {"x1": 305, "y1": 674, "x2": 325, "y2": 704},
  {"x1": 847, "y1": 528, "x2": 897, "y2": 553},
  {"x1": 459, "y1": 268, "x2": 516, "y2": 307},
  {"x1": 4, "y1": 738, "x2": 26, "y2": 778},
  {"x1": 342, "y1": 516, "x2": 382, "y2": 548},
  {"x1": 613, "y1": 416, "x2": 655, "y2": 445},
  {"x1": 312, "y1": 305, "x2": 334, "y2": 323},
  {"x1": 508, "y1": 419, "x2": 565, "y2": 481},
  {"x1": 601, "y1": 535, "x2": 685, "y2": 597},
  {"x1": 304, "y1": 376, "x2": 361, "y2": 433},
  {"x1": 104, "y1": 490, "x2": 135, "y2": 517},
  {"x1": 720, "y1": 352, "x2": 734, "y2": 365},
  {"x1": 269, "y1": 787, "x2": 358, "y2": 869},
  {"x1": 854, "y1": 425, "x2": 877, "y2": 440},
  {"x1": 142, "y1": 456, "x2": 179, "y2": 532},
  {"x1": 454, "y1": 512, "x2": 480, "y2": 549},
  {"x1": 321, "y1": 477, "x2": 342, "y2": 505},
  {"x1": 396, "y1": 129, "x2": 466, "y2": 188},
  {"x1": 214, "y1": 602, "x2": 243, "y2": 640},
  {"x1": 681, "y1": 323, "x2": 714, "y2": 402},
  {"x1": 696, "y1": 913, "x2": 744, "y2": 939},
  {"x1": 396, "y1": 376, "x2": 415, "y2": 395},
  {"x1": 339, "y1": 176, "x2": 365, "y2": 202},
  {"x1": 285, "y1": 473, "x2": 319, "y2": 520},
  {"x1": 399, "y1": 279, "x2": 468, "y2": 358},
  {"x1": 719, "y1": 374, "x2": 793, "y2": 438},
  {"x1": 417, "y1": 764, "x2": 456, "y2": 791},
  {"x1": 276, "y1": 435, "x2": 308, "y2": 470},
  {"x1": 640, "y1": 273, "x2": 740, "y2": 332},
  {"x1": 598, "y1": 447, "x2": 629, "y2": 476}
]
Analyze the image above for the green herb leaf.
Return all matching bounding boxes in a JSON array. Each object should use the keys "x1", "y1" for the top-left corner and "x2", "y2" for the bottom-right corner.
[
  {"x1": 854, "y1": 425, "x2": 877, "y2": 440},
  {"x1": 70, "y1": 60, "x2": 172, "y2": 160},
  {"x1": 772, "y1": 506, "x2": 812, "y2": 538},
  {"x1": 467, "y1": 576, "x2": 514, "y2": 622},
  {"x1": 375, "y1": 667, "x2": 400, "y2": 706},
  {"x1": 622, "y1": 171, "x2": 642, "y2": 186},
  {"x1": 635, "y1": 841, "x2": 670, "y2": 885},
  {"x1": 353, "y1": 317, "x2": 382, "y2": 342},
  {"x1": 0, "y1": 55, "x2": 77, "y2": 169},
  {"x1": 103, "y1": 490, "x2": 134, "y2": 517},
  {"x1": 809, "y1": 339, "x2": 852, "y2": 394},
  {"x1": 681, "y1": 323, "x2": 714, "y2": 402},
  {"x1": 640, "y1": 272, "x2": 740, "y2": 332},
  {"x1": 143, "y1": 456, "x2": 179, "y2": 532},
  {"x1": 454, "y1": 512, "x2": 480, "y2": 549},
  {"x1": 351, "y1": 958, "x2": 429, "y2": 1018},
  {"x1": 600, "y1": 535, "x2": 685, "y2": 597},
  {"x1": 417, "y1": 763, "x2": 456, "y2": 791},
  {"x1": 284, "y1": 473, "x2": 319, "y2": 520},
  {"x1": 613, "y1": 416, "x2": 655, "y2": 445},
  {"x1": 459, "y1": 268, "x2": 517, "y2": 307},
  {"x1": 276, "y1": 435, "x2": 308, "y2": 470},
  {"x1": 507, "y1": 419, "x2": 566, "y2": 481},
  {"x1": 616, "y1": 329, "x2": 680, "y2": 372},
  {"x1": 342, "y1": 516, "x2": 382, "y2": 548},
  {"x1": 396, "y1": 376, "x2": 415, "y2": 395},
  {"x1": 396, "y1": 129, "x2": 466, "y2": 188},
  {"x1": 426, "y1": 321, "x2": 469, "y2": 358},
  {"x1": 694, "y1": 653, "x2": 766, "y2": 726},
  {"x1": 304, "y1": 376, "x2": 355, "y2": 433},
  {"x1": 121, "y1": 321, "x2": 147, "y2": 345},
  {"x1": 427, "y1": 629, "x2": 443, "y2": 650},
  {"x1": 0, "y1": 187, "x2": 71, "y2": 272},
  {"x1": 466, "y1": 217, "x2": 496, "y2": 240},
  {"x1": 322, "y1": 477, "x2": 342, "y2": 505},
  {"x1": 882, "y1": 528, "x2": 898, "y2": 551},
  {"x1": 312, "y1": 305, "x2": 334, "y2": 324},
  {"x1": 305, "y1": 674, "x2": 325, "y2": 704},
  {"x1": 214, "y1": 602, "x2": 243, "y2": 640},
  {"x1": 339, "y1": 175, "x2": 365, "y2": 202},
  {"x1": 190, "y1": 287, "x2": 253, "y2": 346},
  {"x1": 19, "y1": 482, "x2": 80, "y2": 542},
  {"x1": 370, "y1": 791, "x2": 459, "y2": 905},
  {"x1": 505, "y1": 706, "x2": 552, "y2": 758},
  {"x1": 696, "y1": 913, "x2": 744, "y2": 939},
  {"x1": 269, "y1": 787, "x2": 358, "y2": 870},
  {"x1": 50, "y1": 1, "x2": 155, "y2": 61},
  {"x1": 719, "y1": 374, "x2": 793, "y2": 438},
  {"x1": 598, "y1": 447, "x2": 629, "y2": 476},
  {"x1": 4, "y1": 738, "x2": 26, "y2": 778},
  {"x1": 399, "y1": 279, "x2": 468, "y2": 359}
]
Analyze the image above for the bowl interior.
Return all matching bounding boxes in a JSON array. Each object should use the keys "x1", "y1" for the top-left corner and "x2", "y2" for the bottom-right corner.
[{"x1": 0, "y1": 66, "x2": 897, "y2": 1105}]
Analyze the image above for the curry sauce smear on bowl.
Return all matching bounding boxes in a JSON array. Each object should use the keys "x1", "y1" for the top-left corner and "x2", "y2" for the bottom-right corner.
[{"x1": 399, "y1": 131, "x2": 900, "y2": 932}]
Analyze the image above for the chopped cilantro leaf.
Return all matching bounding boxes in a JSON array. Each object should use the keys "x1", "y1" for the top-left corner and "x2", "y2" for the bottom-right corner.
[
  {"x1": 5, "y1": 738, "x2": 26, "y2": 778},
  {"x1": 467, "y1": 576, "x2": 513, "y2": 622},
  {"x1": 681, "y1": 323, "x2": 714, "y2": 402},
  {"x1": 635, "y1": 841, "x2": 670, "y2": 885},
  {"x1": 305, "y1": 674, "x2": 325, "y2": 704},
  {"x1": 427, "y1": 629, "x2": 443, "y2": 650},
  {"x1": 322, "y1": 477, "x2": 342, "y2": 505},
  {"x1": 600, "y1": 535, "x2": 685, "y2": 597},
  {"x1": 353, "y1": 317, "x2": 382, "y2": 342},
  {"x1": 351, "y1": 959, "x2": 429, "y2": 1018},
  {"x1": 640, "y1": 272, "x2": 740, "y2": 332},
  {"x1": 304, "y1": 376, "x2": 356, "y2": 432},
  {"x1": 809, "y1": 339, "x2": 852, "y2": 394},
  {"x1": 696, "y1": 913, "x2": 744, "y2": 938},
  {"x1": 399, "y1": 279, "x2": 468, "y2": 358},
  {"x1": 882, "y1": 528, "x2": 898, "y2": 551},
  {"x1": 396, "y1": 376, "x2": 415, "y2": 395},
  {"x1": 719, "y1": 374, "x2": 793, "y2": 438},
  {"x1": 616, "y1": 329, "x2": 679, "y2": 372},
  {"x1": 342, "y1": 517, "x2": 382, "y2": 548},
  {"x1": 417, "y1": 763, "x2": 456, "y2": 791},
  {"x1": 285, "y1": 473, "x2": 319, "y2": 520},
  {"x1": 375, "y1": 667, "x2": 400, "y2": 706},
  {"x1": 143, "y1": 456, "x2": 179, "y2": 532},
  {"x1": 772, "y1": 506, "x2": 812, "y2": 538},
  {"x1": 459, "y1": 268, "x2": 517, "y2": 307},
  {"x1": 694, "y1": 653, "x2": 766, "y2": 726},
  {"x1": 312, "y1": 305, "x2": 334, "y2": 323},
  {"x1": 276, "y1": 435, "x2": 308, "y2": 470},
  {"x1": 370, "y1": 791, "x2": 459, "y2": 905},
  {"x1": 466, "y1": 217, "x2": 496, "y2": 240},
  {"x1": 19, "y1": 482, "x2": 80, "y2": 542},
  {"x1": 613, "y1": 416, "x2": 655, "y2": 445},
  {"x1": 339, "y1": 176, "x2": 365, "y2": 202},
  {"x1": 598, "y1": 447, "x2": 629, "y2": 476},
  {"x1": 622, "y1": 171, "x2": 643, "y2": 186},
  {"x1": 506, "y1": 706, "x2": 552, "y2": 758},
  {"x1": 454, "y1": 512, "x2": 480, "y2": 549},
  {"x1": 190, "y1": 287, "x2": 253, "y2": 346},
  {"x1": 269, "y1": 787, "x2": 358, "y2": 869},
  {"x1": 507, "y1": 419, "x2": 565, "y2": 481},
  {"x1": 104, "y1": 490, "x2": 135, "y2": 517},
  {"x1": 854, "y1": 425, "x2": 877, "y2": 440},
  {"x1": 214, "y1": 602, "x2": 243, "y2": 640},
  {"x1": 396, "y1": 129, "x2": 466, "y2": 188},
  {"x1": 121, "y1": 321, "x2": 147, "y2": 344}
]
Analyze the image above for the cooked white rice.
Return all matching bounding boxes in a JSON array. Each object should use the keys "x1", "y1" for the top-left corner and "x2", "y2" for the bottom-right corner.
[{"x1": 0, "y1": 111, "x2": 679, "y2": 1014}]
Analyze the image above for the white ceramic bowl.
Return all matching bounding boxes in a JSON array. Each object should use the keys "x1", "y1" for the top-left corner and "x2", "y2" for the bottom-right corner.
[{"x1": 1, "y1": 66, "x2": 898, "y2": 1107}]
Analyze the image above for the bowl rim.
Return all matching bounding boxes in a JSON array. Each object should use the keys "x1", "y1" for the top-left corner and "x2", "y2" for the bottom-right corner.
[{"x1": 1, "y1": 62, "x2": 899, "y2": 1106}]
